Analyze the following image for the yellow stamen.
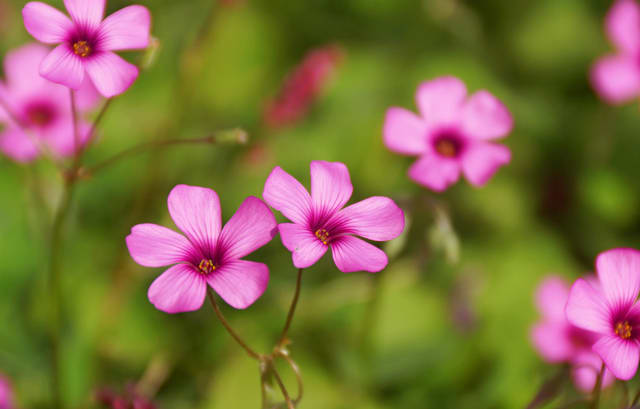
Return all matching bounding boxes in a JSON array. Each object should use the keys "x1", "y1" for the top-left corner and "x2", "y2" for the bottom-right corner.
[
  {"x1": 435, "y1": 138, "x2": 458, "y2": 158},
  {"x1": 73, "y1": 41, "x2": 91, "y2": 57},
  {"x1": 315, "y1": 228, "x2": 330, "y2": 245},
  {"x1": 198, "y1": 259, "x2": 216, "y2": 275},
  {"x1": 615, "y1": 321, "x2": 632, "y2": 340}
]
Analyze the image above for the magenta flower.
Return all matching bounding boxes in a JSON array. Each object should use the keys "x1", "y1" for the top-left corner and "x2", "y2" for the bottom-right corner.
[
  {"x1": 566, "y1": 248, "x2": 640, "y2": 380},
  {"x1": 591, "y1": 0, "x2": 640, "y2": 104},
  {"x1": 383, "y1": 76, "x2": 513, "y2": 192},
  {"x1": 531, "y1": 276, "x2": 613, "y2": 391},
  {"x1": 263, "y1": 161, "x2": 405, "y2": 273},
  {"x1": 0, "y1": 43, "x2": 98, "y2": 162},
  {"x1": 0, "y1": 374, "x2": 14, "y2": 409},
  {"x1": 22, "y1": 0, "x2": 150, "y2": 97},
  {"x1": 126, "y1": 185, "x2": 276, "y2": 313}
]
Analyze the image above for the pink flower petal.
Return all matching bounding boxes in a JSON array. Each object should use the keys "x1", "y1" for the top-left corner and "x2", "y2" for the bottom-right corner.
[
  {"x1": 590, "y1": 55, "x2": 640, "y2": 104},
  {"x1": 218, "y1": 196, "x2": 276, "y2": 261},
  {"x1": 571, "y1": 351, "x2": 614, "y2": 392},
  {"x1": 0, "y1": 375, "x2": 14, "y2": 409},
  {"x1": 416, "y1": 76, "x2": 467, "y2": 126},
  {"x1": 535, "y1": 276, "x2": 570, "y2": 322},
  {"x1": 126, "y1": 223, "x2": 193, "y2": 268},
  {"x1": 338, "y1": 196, "x2": 405, "y2": 241},
  {"x1": 3, "y1": 44, "x2": 50, "y2": 93},
  {"x1": 75, "y1": 76, "x2": 101, "y2": 111},
  {"x1": 22, "y1": 2, "x2": 73, "y2": 44},
  {"x1": 148, "y1": 264, "x2": 207, "y2": 313},
  {"x1": 408, "y1": 153, "x2": 461, "y2": 192},
  {"x1": 383, "y1": 107, "x2": 428, "y2": 155},
  {"x1": 593, "y1": 335, "x2": 640, "y2": 380},
  {"x1": 566, "y1": 278, "x2": 611, "y2": 334},
  {"x1": 167, "y1": 184, "x2": 221, "y2": 251},
  {"x1": 206, "y1": 260, "x2": 269, "y2": 309},
  {"x1": 595, "y1": 248, "x2": 640, "y2": 309},
  {"x1": 84, "y1": 51, "x2": 139, "y2": 97},
  {"x1": 606, "y1": 0, "x2": 640, "y2": 56},
  {"x1": 98, "y1": 5, "x2": 151, "y2": 51},
  {"x1": 331, "y1": 235, "x2": 388, "y2": 273},
  {"x1": 64, "y1": 0, "x2": 104, "y2": 29},
  {"x1": 531, "y1": 322, "x2": 574, "y2": 363},
  {"x1": 310, "y1": 160, "x2": 353, "y2": 216},
  {"x1": 263, "y1": 166, "x2": 313, "y2": 225},
  {"x1": 460, "y1": 142, "x2": 511, "y2": 187},
  {"x1": 461, "y1": 90, "x2": 513, "y2": 140},
  {"x1": 39, "y1": 44, "x2": 85, "y2": 90},
  {"x1": 279, "y1": 223, "x2": 327, "y2": 268},
  {"x1": 0, "y1": 127, "x2": 39, "y2": 163}
]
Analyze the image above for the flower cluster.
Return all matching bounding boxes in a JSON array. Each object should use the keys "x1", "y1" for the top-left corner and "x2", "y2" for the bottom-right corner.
[
  {"x1": 95, "y1": 385, "x2": 155, "y2": 409},
  {"x1": 566, "y1": 248, "x2": 640, "y2": 381},
  {"x1": 127, "y1": 161, "x2": 405, "y2": 313},
  {"x1": 531, "y1": 276, "x2": 614, "y2": 391}
]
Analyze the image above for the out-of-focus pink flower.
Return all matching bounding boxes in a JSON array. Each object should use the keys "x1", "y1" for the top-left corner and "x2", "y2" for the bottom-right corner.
[
  {"x1": 0, "y1": 43, "x2": 98, "y2": 162},
  {"x1": 126, "y1": 184, "x2": 276, "y2": 313},
  {"x1": 531, "y1": 276, "x2": 614, "y2": 392},
  {"x1": 22, "y1": 0, "x2": 151, "y2": 97},
  {"x1": 263, "y1": 161, "x2": 405, "y2": 273},
  {"x1": 95, "y1": 385, "x2": 155, "y2": 409},
  {"x1": 591, "y1": 0, "x2": 640, "y2": 104},
  {"x1": 264, "y1": 45, "x2": 342, "y2": 129},
  {"x1": 566, "y1": 248, "x2": 640, "y2": 380},
  {"x1": 0, "y1": 374, "x2": 14, "y2": 409},
  {"x1": 383, "y1": 76, "x2": 513, "y2": 192}
]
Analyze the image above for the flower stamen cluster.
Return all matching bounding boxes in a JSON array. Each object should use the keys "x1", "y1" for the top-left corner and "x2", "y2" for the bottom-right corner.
[
  {"x1": 197, "y1": 259, "x2": 216, "y2": 275},
  {"x1": 615, "y1": 321, "x2": 632, "y2": 340}
]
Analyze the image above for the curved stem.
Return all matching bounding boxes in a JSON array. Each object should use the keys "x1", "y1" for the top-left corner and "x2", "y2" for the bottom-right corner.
[
  {"x1": 632, "y1": 387, "x2": 640, "y2": 406},
  {"x1": 270, "y1": 366, "x2": 295, "y2": 409},
  {"x1": 277, "y1": 269, "x2": 303, "y2": 348},
  {"x1": 74, "y1": 98, "x2": 112, "y2": 166},
  {"x1": 206, "y1": 289, "x2": 261, "y2": 360},
  {"x1": 277, "y1": 352, "x2": 303, "y2": 404},
  {"x1": 590, "y1": 363, "x2": 605, "y2": 409},
  {"x1": 70, "y1": 90, "x2": 80, "y2": 172},
  {"x1": 79, "y1": 128, "x2": 246, "y2": 179}
]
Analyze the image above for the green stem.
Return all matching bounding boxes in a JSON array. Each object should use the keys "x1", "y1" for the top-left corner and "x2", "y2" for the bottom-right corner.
[
  {"x1": 48, "y1": 180, "x2": 76, "y2": 409},
  {"x1": 277, "y1": 269, "x2": 303, "y2": 348},
  {"x1": 590, "y1": 363, "x2": 605, "y2": 409},
  {"x1": 270, "y1": 366, "x2": 295, "y2": 409},
  {"x1": 206, "y1": 289, "x2": 261, "y2": 360},
  {"x1": 632, "y1": 387, "x2": 640, "y2": 406},
  {"x1": 79, "y1": 129, "x2": 246, "y2": 179}
]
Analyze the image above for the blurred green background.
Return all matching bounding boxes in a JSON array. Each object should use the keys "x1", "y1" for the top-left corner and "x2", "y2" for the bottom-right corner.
[{"x1": 1, "y1": 0, "x2": 640, "y2": 408}]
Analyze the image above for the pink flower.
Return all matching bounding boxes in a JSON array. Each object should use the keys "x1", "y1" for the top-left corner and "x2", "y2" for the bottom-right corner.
[
  {"x1": 566, "y1": 248, "x2": 640, "y2": 380},
  {"x1": 531, "y1": 276, "x2": 613, "y2": 392},
  {"x1": 591, "y1": 0, "x2": 640, "y2": 104},
  {"x1": 263, "y1": 161, "x2": 405, "y2": 273},
  {"x1": 0, "y1": 43, "x2": 98, "y2": 162},
  {"x1": 383, "y1": 76, "x2": 513, "y2": 192},
  {"x1": 126, "y1": 185, "x2": 276, "y2": 313},
  {"x1": 22, "y1": 0, "x2": 151, "y2": 97},
  {"x1": 0, "y1": 374, "x2": 15, "y2": 409},
  {"x1": 264, "y1": 45, "x2": 342, "y2": 129}
]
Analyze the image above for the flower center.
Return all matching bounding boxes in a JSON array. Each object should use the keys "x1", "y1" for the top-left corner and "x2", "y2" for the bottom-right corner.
[
  {"x1": 26, "y1": 105, "x2": 55, "y2": 126},
  {"x1": 197, "y1": 259, "x2": 216, "y2": 275},
  {"x1": 315, "y1": 228, "x2": 330, "y2": 245},
  {"x1": 433, "y1": 136, "x2": 461, "y2": 158},
  {"x1": 73, "y1": 40, "x2": 92, "y2": 57},
  {"x1": 615, "y1": 321, "x2": 632, "y2": 340}
]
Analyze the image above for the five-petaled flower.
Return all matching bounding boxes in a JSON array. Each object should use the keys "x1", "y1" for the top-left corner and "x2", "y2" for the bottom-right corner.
[
  {"x1": 0, "y1": 43, "x2": 98, "y2": 162},
  {"x1": 383, "y1": 76, "x2": 513, "y2": 192},
  {"x1": 566, "y1": 248, "x2": 640, "y2": 380},
  {"x1": 22, "y1": 0, "x2": 151, "y2": 97},
  {"x1": 263, "y1": 160, "x2": 405, "y2": 273},
  {"x1": 591, "y1": 0, "x2": 640, "y2": 104},
  {"x1": 126, "y1": 185, "x2": 276, "y2": 313},
  {"x1": 531, "y1": 276, "x2": 614, "y2": 391}
]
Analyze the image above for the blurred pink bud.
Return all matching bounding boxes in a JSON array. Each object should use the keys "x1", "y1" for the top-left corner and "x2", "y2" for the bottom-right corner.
[{"x1": 264, "y1": 45, "x2": 343, "y2": 129}]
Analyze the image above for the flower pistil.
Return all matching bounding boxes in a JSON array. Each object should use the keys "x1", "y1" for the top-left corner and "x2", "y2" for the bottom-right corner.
[{"x1": 198, "y1": 259, "x2": 216, "y2": 275}]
